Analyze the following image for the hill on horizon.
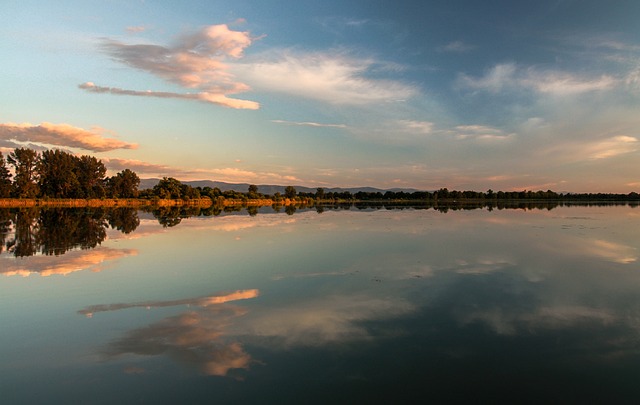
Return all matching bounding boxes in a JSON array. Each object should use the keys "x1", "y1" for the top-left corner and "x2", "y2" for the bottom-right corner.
[{"x1": 139, "y1": 178, "x2": 419, "y2": 195}]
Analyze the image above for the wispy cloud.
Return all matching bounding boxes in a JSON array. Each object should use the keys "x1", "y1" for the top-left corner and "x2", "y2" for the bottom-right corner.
[
  {"x1": 78, "y1": 289, "x2": 259, "y2": 317},
  {"x1": 452, "y1": 125, "x2": 515, "y2": 141},
  {"x1": 79, "y1": 82, "x2": 259, "y2": 109},
  {"x1": 271, "y1": 120, "x2": 347, "y2": 129},
  {"x1": 125, "y1": 25, "x2": 148, "y2": 34},
  {"x1": 439, "y1": 40, "x2": 475, "y2": 53},
  {"x1": 0, "y1": 122, "x2": 137, "y2": 152},
  {"x1": 236, "y1": 50, "x2": 419, "y2": 105},
  {"x1": 584, "y1": 136, "x2": 638, "y2": 159},
  {"x1": 104, "y1": 158, "x2": 302, "y2": 184},
  {"x1": 458, "y1": 63, "x2": 618, "y2": 95},
  {"x1": 87, "y1": 24, "x2": 259, "y2": 109}
]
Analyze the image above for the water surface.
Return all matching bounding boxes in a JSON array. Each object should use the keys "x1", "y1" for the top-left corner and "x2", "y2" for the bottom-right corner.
[{"x1": 1, "y1": 205, "x2": 639, "y2": 403}]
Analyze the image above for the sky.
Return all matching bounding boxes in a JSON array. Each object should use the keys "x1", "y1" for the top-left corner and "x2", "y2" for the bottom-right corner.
[{"x1": 1, "y1": 0, "x2": 639, "y2": 192}]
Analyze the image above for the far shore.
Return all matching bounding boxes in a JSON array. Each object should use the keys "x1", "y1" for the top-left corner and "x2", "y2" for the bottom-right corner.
[
  {"x1": 0, "y1": 198, "x2": 293, "y2": 208},
  {"x1": 0, "y1": 197, "x2": 637, "y2": 209}
]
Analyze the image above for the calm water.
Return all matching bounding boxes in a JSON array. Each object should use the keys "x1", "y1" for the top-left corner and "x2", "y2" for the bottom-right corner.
[{"x1": 1, "y1": 205, "x2": 639, "y2": 404}]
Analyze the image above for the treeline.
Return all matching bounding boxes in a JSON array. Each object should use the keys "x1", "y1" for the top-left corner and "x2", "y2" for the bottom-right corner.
[
  {"x1": 2, "y1": 147, "x2": 639, "y2": 203},
  {"x1": 0, "y1": 148, "x2": 140, "y2": 199}
]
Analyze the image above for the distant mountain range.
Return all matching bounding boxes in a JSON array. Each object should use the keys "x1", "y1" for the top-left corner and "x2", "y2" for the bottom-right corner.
[{"x1": 139, "y1": 178, "x2": 419, "y2": 195}]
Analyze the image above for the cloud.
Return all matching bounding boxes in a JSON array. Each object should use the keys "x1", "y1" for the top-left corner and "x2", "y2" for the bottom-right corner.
[
  {"x1": 396, "y1": 120, "x2": 435, "y2": 134},
  {"x1": 439, "y1": 40, "x2": 475, "y2": 53},
  {"x1": 79, "y1": 82, "x2": 259, "y2": 110},
  {"x1": 452, "y1": 125, "x2": 515, "y2": 141},
  {"x1": 236, "y1": 50, "x2": 419, "y2": 105},
  {"x1": 103, "y1": 306, "x2": 253, "y2": 376},
  {"x1": 125, "y1": 26, "x2": 148, "y2": 33},
  {"x1": 0, "y1": 122, "x2": 138, "y2": 152},
  {"x1": 271, "y1": 120, "x2": 347, "y2": 129},
  {"x1": 89, "y1": 24, "x2": 259, "y2": 109},
  {"x1": 1, "y1": 247, "x2": 137, "y2": 277},
  {"x1": 78, "y1": 289, "x2": 259, "y2": 317},
  {"x1": 104, "y1": 158, "x2": 303, "y2": 184},
  {"x1": 543, "y1": 135, "x2": 638, "y2": 161},
  {"x1": 585, "y1": 136, "x2": 639, "y2": 159},
  {"x1": 458, "y1": 63, "x2": 618, "y2": 95}
]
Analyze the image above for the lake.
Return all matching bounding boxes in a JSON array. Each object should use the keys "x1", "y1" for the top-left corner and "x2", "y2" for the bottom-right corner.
[{"x1": 1, "y1": 204, "x2": 639, "y2": 404}]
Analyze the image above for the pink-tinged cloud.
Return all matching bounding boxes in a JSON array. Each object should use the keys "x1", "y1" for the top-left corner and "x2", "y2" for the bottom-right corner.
[
  {"x1": 79, "y1": 82, "x2": 259, "y2": 110},
  {"x1": 0, "y1": 122, "x2": 138, "y2": 152},
  {"x1": 89, "y1": 24, "x2": 259, "y2": 109},
  {"x1": 1, "y1": 247, "x2": 137, "y2": 277},
  {"x1": 126, "y1": 26, "x2": 148, "y2": 33},
  {"x1": 104, "y1": 158, "x2": 303, "y2": 184}
]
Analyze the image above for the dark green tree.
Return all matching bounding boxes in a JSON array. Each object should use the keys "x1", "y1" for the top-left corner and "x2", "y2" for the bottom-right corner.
[
  {"x1": 152, "y1": 177, "x2": 183, "y2": 199},
  {"x1": 316, "y1": 187, "x2": 325, "y2": 200},
  {"x1": 0, "y1": 152, "x2": 12, "y2": 198},
  {"x1": 7, "y1": 148, "x2": 39, "y2": 198},
  {"x1": 248, "y1": 184, "x2": 259, "y2": 199},
  {"x1": 284, "y1": 186, "x2": 297, "y2": 199},
  {"x1": 76, "y1": 155, "x2": 107, "y2": 198},
  {"x1": 107, "y1": 169, "x2": 140, "y2": 198},
  {"x1": 37, "y1": 150, "x2": 80, "y2": 198}
]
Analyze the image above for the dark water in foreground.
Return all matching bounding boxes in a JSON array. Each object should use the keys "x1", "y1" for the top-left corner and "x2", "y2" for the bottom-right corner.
[{"x1": 1, "y1": 205, "x2": 639, "y2": 404}]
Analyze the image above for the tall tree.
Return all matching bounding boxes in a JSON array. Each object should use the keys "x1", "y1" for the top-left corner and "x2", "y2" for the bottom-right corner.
[
  {"x1": 37, "y1": 149, "x2": 80, "y2": 198},
  {"x1": 76, "y1": 155, "x2": 107, "y2": 198},
  {"x1": 248, "y1": 184, "x2": 259, "y2": 199},
  {"x1": 106, "y1": 169, "x2": 140, "y2": 198},
  {"x1": 0, "y1": 152, "x2": 12, "y2": 198},
  {"x1": 7, "y1": 148, "x2": 39, "y2": 198},
  {"x1": 284, "y1": 186, "x2": 297, "y2": 199}
]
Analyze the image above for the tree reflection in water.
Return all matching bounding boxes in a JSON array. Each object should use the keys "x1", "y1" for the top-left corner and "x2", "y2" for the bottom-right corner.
[{"x1": 2, "y1": 208, "x2": 140, "y2": 257}]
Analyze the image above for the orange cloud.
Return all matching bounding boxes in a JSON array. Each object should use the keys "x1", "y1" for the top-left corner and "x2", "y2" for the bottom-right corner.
[
  {"x1": 78, "y1": 289, "x2": 259, "y2": 317},
  {"x1": 1, "y1": 247, "x2": 137, "y2": 277},
  {"x1": 0, "y1": 122, "x2": 137, "y2": 152}
]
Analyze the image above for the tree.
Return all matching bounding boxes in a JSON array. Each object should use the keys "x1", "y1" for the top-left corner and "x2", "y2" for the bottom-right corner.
[
  {"x1": 37, "y1": 150, "x2": 80, "y2": 198},
  {"x1": 248, "y1": 184, "x2": 259, "y2": 199},
  {"x1": 8, "y1": 148, "x2": 39, "y2": 198},
  {"x1": 151, "y1": 177, "x2": 183, "y2": 199},
  {"x1": 0, "y1": 152, "x2": 12, "y2": 198},
  {"x1": 316, "y1": 187, "x2": 325, "y2": 200},
  {"x1": 76, "y1": 155, "x2": 107, "y2": 198},
  {"x1": 107, "y1": 169, "x2": 140, "y2": 198},
  {"x1": 284, "y1": 186, "x2": 297, "y2": 199}
]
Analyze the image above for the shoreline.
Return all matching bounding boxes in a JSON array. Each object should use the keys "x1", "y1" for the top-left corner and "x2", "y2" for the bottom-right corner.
[
  {"x1": 0, "y1": 197, "x2": 637, "y2": 209},
  {"x1": 0, "y1": 198, "x2": 306, "y2": 208}
]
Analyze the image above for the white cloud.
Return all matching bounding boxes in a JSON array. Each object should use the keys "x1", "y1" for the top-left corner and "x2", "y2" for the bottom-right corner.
[
  {"x1": 236, "y1": 50, "x2": 419, "y2": 105},
  {"x1": 396, "y1": 120, "x2": 435, "y2": 134},
  {"x1": 439, "y1": 40, "x2": 475, "y2": 53},
  {"x1": 271, "y1": 120, "x2": 347, "y2": 129},
  {"x1": 458, "y1": 63, "x2": 618, "y2": 95}
]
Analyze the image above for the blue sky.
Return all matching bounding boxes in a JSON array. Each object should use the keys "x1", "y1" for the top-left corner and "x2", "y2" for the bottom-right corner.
[{"x1": 1, "y1": 0, "x2": 639, "y2": 192}]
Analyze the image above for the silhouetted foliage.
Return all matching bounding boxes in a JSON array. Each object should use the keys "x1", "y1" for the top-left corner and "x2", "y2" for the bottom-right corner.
[
  {"x1": 0, "y1": 152, "x2": 12, "y2": 198},
  {"x1": 8, "y1": 148, "x2": 39, "y2": 198},
  {"x1": 107, "y1": 169, "x2": 140, "y2": 198}
]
